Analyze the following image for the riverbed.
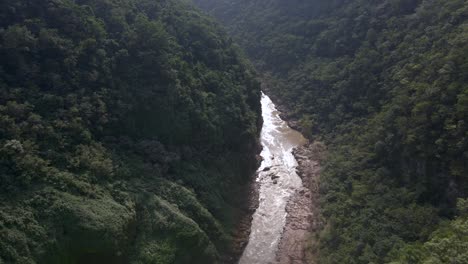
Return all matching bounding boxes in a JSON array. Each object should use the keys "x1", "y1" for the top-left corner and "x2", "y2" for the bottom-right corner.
[{"x1": 238, "y1": 92, "x2": 307, "y2": 264}]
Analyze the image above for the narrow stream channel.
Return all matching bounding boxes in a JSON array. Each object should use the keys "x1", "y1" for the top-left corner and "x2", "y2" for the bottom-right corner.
[{"x1": 239, "y1": 92, "x2": 307, "y2": 264}]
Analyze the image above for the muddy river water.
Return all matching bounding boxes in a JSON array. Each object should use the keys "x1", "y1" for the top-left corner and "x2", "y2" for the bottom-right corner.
[{"x1": 239, "y1": 93, "x2": 307, "y2": 264}]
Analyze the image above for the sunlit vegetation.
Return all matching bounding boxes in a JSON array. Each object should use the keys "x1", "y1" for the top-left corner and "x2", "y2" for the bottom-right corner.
[
  {"x1": 0, "y1": 0, "x2": 261, "y2": 263},
  {"x1": 195, "y1": 0, "x2": 468, "y2": 262}
]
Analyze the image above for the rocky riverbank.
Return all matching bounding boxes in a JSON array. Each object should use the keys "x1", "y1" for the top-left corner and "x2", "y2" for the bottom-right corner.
[
  {"x1": 233, "y1": 84, "x2": 324, "y2": 264},
  {"x1": 261, "y1": 79, "x2": 325, "y2": 264},
  {"x1": 275, "y1": 142, "x2": 325, "y2": 264}
]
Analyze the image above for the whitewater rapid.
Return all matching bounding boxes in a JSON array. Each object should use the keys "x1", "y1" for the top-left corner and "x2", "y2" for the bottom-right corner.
[{"x1": 239, "y1": 92, "x2": 307, "y2": 264}]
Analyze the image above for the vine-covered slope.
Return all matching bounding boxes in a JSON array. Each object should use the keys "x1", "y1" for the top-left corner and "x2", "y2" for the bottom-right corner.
[
  {"x1": 0, "y1": 0, "x2": 261, "y2": 263},
  {"x1": 194, "y1": 0, "x2": 468, "y2": 263}
]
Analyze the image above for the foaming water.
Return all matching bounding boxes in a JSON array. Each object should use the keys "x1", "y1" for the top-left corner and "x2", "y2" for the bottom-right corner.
[{"x1": 239, "y1": 93, "x2": 307, "y2": 264}]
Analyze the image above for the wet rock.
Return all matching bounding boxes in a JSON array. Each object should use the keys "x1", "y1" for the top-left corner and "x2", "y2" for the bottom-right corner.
[{"x1": 276, "y1": 142, "x2": 324, "y2": 264}]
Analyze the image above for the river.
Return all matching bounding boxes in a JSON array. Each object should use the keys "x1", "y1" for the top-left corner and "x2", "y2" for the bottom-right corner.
[{"x1": 239, "y1": 92, "x2": 307, "y2": 264}]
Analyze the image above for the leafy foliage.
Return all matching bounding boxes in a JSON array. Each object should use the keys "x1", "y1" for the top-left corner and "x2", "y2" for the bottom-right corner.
[
  {"x1": 194, "y1": 0, "x2": 468, "y2": 262},
  {"x1": 0, "y1": 0, "x2": 261, "y2": 263}
]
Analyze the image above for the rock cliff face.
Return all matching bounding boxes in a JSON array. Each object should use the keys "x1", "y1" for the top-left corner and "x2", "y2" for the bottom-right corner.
[{"x1": 0, "y1": 0, "x2": 261, "y2": 263}]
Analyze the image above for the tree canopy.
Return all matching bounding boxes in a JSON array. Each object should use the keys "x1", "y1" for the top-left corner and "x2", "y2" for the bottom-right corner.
[
  {"x1": 0, "y1": 0, "x2": 261, "y2": 263},
  {"x1": 194, "y1": 0, "x2": 468, "y2": 262}
]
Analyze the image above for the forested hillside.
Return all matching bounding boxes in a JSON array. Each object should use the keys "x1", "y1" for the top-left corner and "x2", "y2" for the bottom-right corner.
[
  {"x1": 194, "y1": 0, "x2": 468, "y2": 263},
  {"x1": 0, "y1": 0, "x2": 261, "y2": 263}
]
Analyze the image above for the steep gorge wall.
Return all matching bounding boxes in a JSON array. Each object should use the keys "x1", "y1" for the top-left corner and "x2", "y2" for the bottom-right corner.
[
  {"x1": 0, "y1": 0, "x2": 261, "y2": 263},
  {"x1": 194, "y1": 0, "x2": 468, "y2": 262}
]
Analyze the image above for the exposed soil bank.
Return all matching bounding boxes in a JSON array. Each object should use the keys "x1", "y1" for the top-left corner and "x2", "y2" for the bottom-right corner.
[{"x1": 275, "y1": 142, "x2": 325, "y2": 264}]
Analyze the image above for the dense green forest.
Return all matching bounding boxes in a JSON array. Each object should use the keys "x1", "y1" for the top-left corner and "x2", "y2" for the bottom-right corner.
[
  {"x1": 0, "y1": 0, "x2": 262, "y2": 263},
  {"x1": 194, "y1": 0, "x2": 468, "y2": 263}
]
